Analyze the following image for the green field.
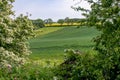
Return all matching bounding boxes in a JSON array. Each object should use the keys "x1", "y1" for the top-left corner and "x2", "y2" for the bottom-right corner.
[{"x1": 29, "y1": 26, "x2": 100, "y2": 62}]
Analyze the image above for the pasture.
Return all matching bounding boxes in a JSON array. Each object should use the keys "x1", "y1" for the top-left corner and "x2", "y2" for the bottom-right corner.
[{"x1": 29, "y1": 26, "x2": 100, "y2": 63}]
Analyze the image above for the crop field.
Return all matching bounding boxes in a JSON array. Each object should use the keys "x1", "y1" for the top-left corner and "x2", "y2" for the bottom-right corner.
[
  {"x1": 45, "y1": 23, "x2": 80, "y2": 27},
  {"x1": 29, "y1": 26, "x2": 100, "y2": 64}
]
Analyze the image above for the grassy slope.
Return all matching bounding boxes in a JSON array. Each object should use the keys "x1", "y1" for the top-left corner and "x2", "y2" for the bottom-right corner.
[
  {"x1": 34, "y1": 27, "x2": 64, "y2": 36},
  {"x1": 29, "y1": 26, "x2": 100, "y2": 61}
]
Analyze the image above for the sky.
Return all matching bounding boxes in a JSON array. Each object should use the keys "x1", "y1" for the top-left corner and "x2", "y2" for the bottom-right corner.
[{"x1": 13, "y1": 0, "x2": 90, "y2": 21}]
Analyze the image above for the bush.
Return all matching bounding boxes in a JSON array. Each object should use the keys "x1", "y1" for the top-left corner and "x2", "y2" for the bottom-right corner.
[
  {"x1": 0, "y1": 0, "x2": 34, "y2": 69},
  {"x1": 54, "y1": 49, "x2": 120, "y2": 80},
  {"x1": 0, "y1": 62, "x2": 54, "y2": 80},
  {"x1": 0, "y1": 1, "x2": 36, "y2": 79}
]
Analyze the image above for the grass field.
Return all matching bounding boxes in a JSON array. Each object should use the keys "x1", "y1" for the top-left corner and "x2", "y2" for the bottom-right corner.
[{"x1": 29, "y1": 26, "x2": 100, "y2": 63}]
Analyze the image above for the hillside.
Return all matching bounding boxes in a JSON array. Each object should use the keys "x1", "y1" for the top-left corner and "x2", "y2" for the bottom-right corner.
[{"x1": 29, "y1": 26, "x2": 100, "y2": 60}]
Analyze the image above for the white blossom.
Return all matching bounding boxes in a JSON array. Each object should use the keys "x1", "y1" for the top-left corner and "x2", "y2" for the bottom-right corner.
[{"x1": 5, "y1": 37, "x2": 13, "y2": 43}]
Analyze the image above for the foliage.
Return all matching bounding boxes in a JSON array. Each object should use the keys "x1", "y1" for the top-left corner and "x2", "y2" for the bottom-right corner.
[
  {"x1": 80, "y1": 0, "x2": 120, "y2": 79},
  {"x1": 32, "y1": 19, "x2": 45, "y2": 29},
  {"x1": 64, "y1": 17, "x2": 71, "y2": 25},
  {"x1": 54, "y1": 49, "x2": 101, "y2": 80},
  {"x1": 45, "y1": 18, "x2": 86, "y2": 27},
  {"x1": 0, "y1": 0, "x2": 34, "y2": 68},
  {"x1": 44, "y1": 18, "x2": 53, "y2": 26},
  {"x1": 56, "y1": 18, "x2": 85, "y2": 26},
  {"x1": 57, "y1": 19, "x2": 64, "y2": 25},
  {"x1": 55, "y1": 0, "x2": 120, "y2": 79},
  {"x1": 0, "y1": 62, "x2": 54, "y2": 80},
  {"x1": 55, "y1": 48, "x2": 120, "y2": 80}
]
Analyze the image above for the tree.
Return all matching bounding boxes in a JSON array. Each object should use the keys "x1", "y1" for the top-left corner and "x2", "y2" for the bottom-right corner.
[
  {"x1": 69, "y1": 19, "x2": 74, "y2": 25},
  {"x1": 44, "y1": 18, "x2": 53, "y2": 26},
  {"x1": 0, "y1": 0, "x2": 34, "y2": 68},
  {"x1": 75, "y1": 0, "x2": 120, "y2": 79},
  {"x1": 64, "y1": 17, "x2": 70, "y2": 25},
  {"x1": 57, "y1": 19, "x2": 64, "y2": 26},
  {"x1": 55, "y1": 0, "x2": 120, "y2": 79},
  {"x1": 79, "y1": 0, "x2": 120, "y2": 54},
  {"x1": 32, "y1": 19, "x2": 45, "y2": 28}
]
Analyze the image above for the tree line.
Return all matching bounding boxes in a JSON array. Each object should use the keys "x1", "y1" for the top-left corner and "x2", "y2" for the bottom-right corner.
[{"x1": 31, "y1": 17, "x2": 86, "y2": 28}]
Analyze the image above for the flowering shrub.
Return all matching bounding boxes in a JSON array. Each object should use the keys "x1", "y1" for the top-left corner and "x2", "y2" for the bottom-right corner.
[{"x1": 0, "y1": 0, "x2": 34, "y2": 68}]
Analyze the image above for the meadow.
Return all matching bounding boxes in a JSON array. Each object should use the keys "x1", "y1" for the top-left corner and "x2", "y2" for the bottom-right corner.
[
  {"x1": 0, "y1": 26, "x2": 100, "y2": 79},
  {"x1": 29, "y1": 26, "x2": 100, "y2": 64}
]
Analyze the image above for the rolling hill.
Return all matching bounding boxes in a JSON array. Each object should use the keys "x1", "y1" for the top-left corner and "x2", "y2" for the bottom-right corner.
[{"x1": 29, "y1": 26, "x2": 100, "y2": 60}]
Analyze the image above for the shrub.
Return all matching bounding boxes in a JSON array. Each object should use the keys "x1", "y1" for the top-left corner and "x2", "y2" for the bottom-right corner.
[
  {"x1": 54, "y1": 49, "x2": 120, "y2": 80},
  {"x1": 0, "y1": 0, "x2": 34, "y2": 69},
  {"x1": 0, "y1": 62, "x2": 54, "y2": 80}
]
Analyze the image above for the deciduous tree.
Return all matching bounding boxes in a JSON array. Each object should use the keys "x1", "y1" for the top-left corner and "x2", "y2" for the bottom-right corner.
[
  {"x1": 44, "y1": 18, "x2": 53, "y2": 26},
  {"x1": 57, "y1": 19, "x2": 64, "y2": 26},
  {"x1": 32, "y1": 19, "x2": 45, "y2": 28},
  {"x1": 75, "y1": 0, "x2": 120, "y2": 79},
  {"x1": 55, "y1": 0, "x2": 120, "y2": 79}
]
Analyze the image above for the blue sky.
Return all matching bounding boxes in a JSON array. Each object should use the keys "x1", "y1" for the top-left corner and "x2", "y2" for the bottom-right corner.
[{"x1": 13, "y1": 0, "x2": 90, "y2": 21}]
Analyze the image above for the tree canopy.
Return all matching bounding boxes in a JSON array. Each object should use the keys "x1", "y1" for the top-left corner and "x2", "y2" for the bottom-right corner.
[
  {"x1": 44, "y1": 18, "x2": 53, "y2": 25},
  {"x1": 75, "y1": 0, "x2": 120, "y2": 79},
  {"x1": 32, "y1": 19, "x2": 45, "y2": 28},
  {"x1": 57, "y1": 19, "x2": 64, "y2": 25},
  {"x1": 55, "y1": 0, "x2": 120, "y2": 79}
]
